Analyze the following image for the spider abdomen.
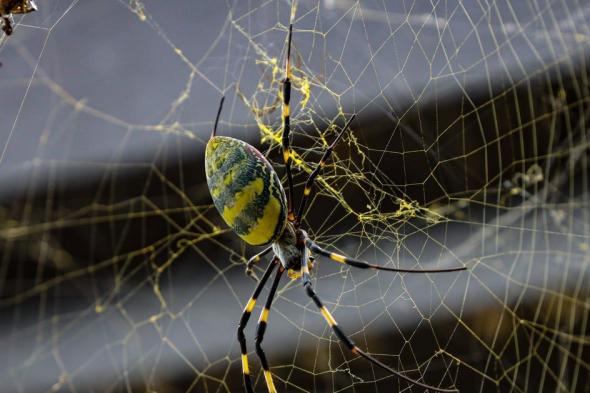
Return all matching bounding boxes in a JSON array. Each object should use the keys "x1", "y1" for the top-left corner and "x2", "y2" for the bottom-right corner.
[{"x1": 205, "y1": 136, "x2": 287, "y2": 246}]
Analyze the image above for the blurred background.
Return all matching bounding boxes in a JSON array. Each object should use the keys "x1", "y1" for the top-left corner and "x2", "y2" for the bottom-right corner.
[{"x1": 0, "y1": 0, "x2": 589, "y2": 392}]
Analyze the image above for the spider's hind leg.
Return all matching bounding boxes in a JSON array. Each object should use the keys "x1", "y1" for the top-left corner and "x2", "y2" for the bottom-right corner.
[
  {"x1": 299, "y1": 252, "x2": 459, "y2": 393},
  {"x1": 237, "y1": 258, "x2": 278, "y2": 393},
  {"x1": 307, "y1": 239, "x2": 466, "y2": 273},
  {"x1": 254, "y1": 264, "x2": 284, "y2": 393}
]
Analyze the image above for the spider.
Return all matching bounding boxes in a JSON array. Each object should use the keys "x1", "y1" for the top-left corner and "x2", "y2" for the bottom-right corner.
[
  {"x1": 205, "y1": 24, "x2": 466, "y2": 393},
  {"x1": 0, "y1": 0, "x2": 36, "y2": 35}
]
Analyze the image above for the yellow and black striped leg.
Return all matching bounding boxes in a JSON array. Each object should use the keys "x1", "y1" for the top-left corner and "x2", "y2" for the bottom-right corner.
[
  {"x1": 295, "y1": 115, "x2": 356, "y2": 224},
  {"x1": 254, "y1": 265, "x2": 284, "y2": 393},
  {"x1": 238, "y1": 258, "x2": 278, "y2": 393},
  {"x1": 301, "y1": 272, "x2": 458, "y2": 392},
  {"x1": 307, "y1": 240, "x2": 467, "y2": 273},
  {"x1": 282, "y1": 24, "x2": 295, "y2": 221},
  {"x1": 245, "y1": 246, "x2": 273, "y2": 281}
]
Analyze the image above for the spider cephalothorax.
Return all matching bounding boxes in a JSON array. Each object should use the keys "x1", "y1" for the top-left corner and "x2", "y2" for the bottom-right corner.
[
  {"x1": 271, "y1": 222, "x2": 307, "y2": 271},
  {"x1": 204, "y1": 24, "x2": 466, "y2": 393}
]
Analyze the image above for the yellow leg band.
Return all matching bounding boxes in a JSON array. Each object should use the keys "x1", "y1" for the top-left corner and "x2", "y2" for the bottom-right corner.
[
  {"x1": 330, "y1": 253, "x2": 346, "y2": 264},
  {"x1": 264, "y1": 370, "x2": 277, "y2": 393},
  {"x1": 245, "y1": 298, "x2": 256, "y2": 313},
  {"x1": 241, "y1": 354, "x2": 250, "y2": 375},
  {"x1": 320, "y1": 306, "x2": 338, "y2": 327},
  {"x1": 259, "y1": 307, "x2": 270, "y2": 323}
]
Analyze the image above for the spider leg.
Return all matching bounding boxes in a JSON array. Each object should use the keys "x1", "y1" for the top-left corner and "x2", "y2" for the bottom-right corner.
[
  {"x1": 254, "y1": 264, "x2": 285, "y2": 393},
  {"x1": 299, "y1": 255, "x2": 458, "y2": 393},
  {"x1": 210, "y1": 95, "x2": 225, "y2": 139},
  {"x1": 245, "y1": 245, "x2": 274, "y2": 281},
  {"x1": 307, "y1": 240, "x2": 466, "y2": 273},
  {"x1": 282, "y1": 24, "x2": 295, "y2": 221},
  {"x1": 237, "y1": 258, "x2": 278, "y2": 393},
  {"x1": 295, "y1": 115, "x2": 356, "y2": 225}
]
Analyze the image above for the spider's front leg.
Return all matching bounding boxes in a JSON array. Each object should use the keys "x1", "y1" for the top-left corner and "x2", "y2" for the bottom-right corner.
[{"x1": 295, "y1": 115, "x2": 355, "y2": 226}]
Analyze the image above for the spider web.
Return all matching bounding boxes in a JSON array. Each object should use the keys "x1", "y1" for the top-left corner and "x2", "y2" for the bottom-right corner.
[{"x1": 0, "y1": 0, "x2": 589, "y2": 392}]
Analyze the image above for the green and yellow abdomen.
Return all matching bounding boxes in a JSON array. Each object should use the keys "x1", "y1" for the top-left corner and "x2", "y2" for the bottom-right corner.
[{"x1": 205, "y1": 136, "x2": 287, "y2": 246}]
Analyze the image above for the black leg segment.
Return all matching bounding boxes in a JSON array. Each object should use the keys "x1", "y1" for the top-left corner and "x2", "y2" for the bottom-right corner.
[
  {"x1": 255, "y1": 265, "x2": 284, "y2": 393},
  {"x1": 282, "y1": 24, "x2": 295, "y2": 221}
]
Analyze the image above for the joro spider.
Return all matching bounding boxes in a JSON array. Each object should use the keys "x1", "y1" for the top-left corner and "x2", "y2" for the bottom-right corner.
[{"x1": 205, "y1": 25, "x2": 466, "y2": 393}]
